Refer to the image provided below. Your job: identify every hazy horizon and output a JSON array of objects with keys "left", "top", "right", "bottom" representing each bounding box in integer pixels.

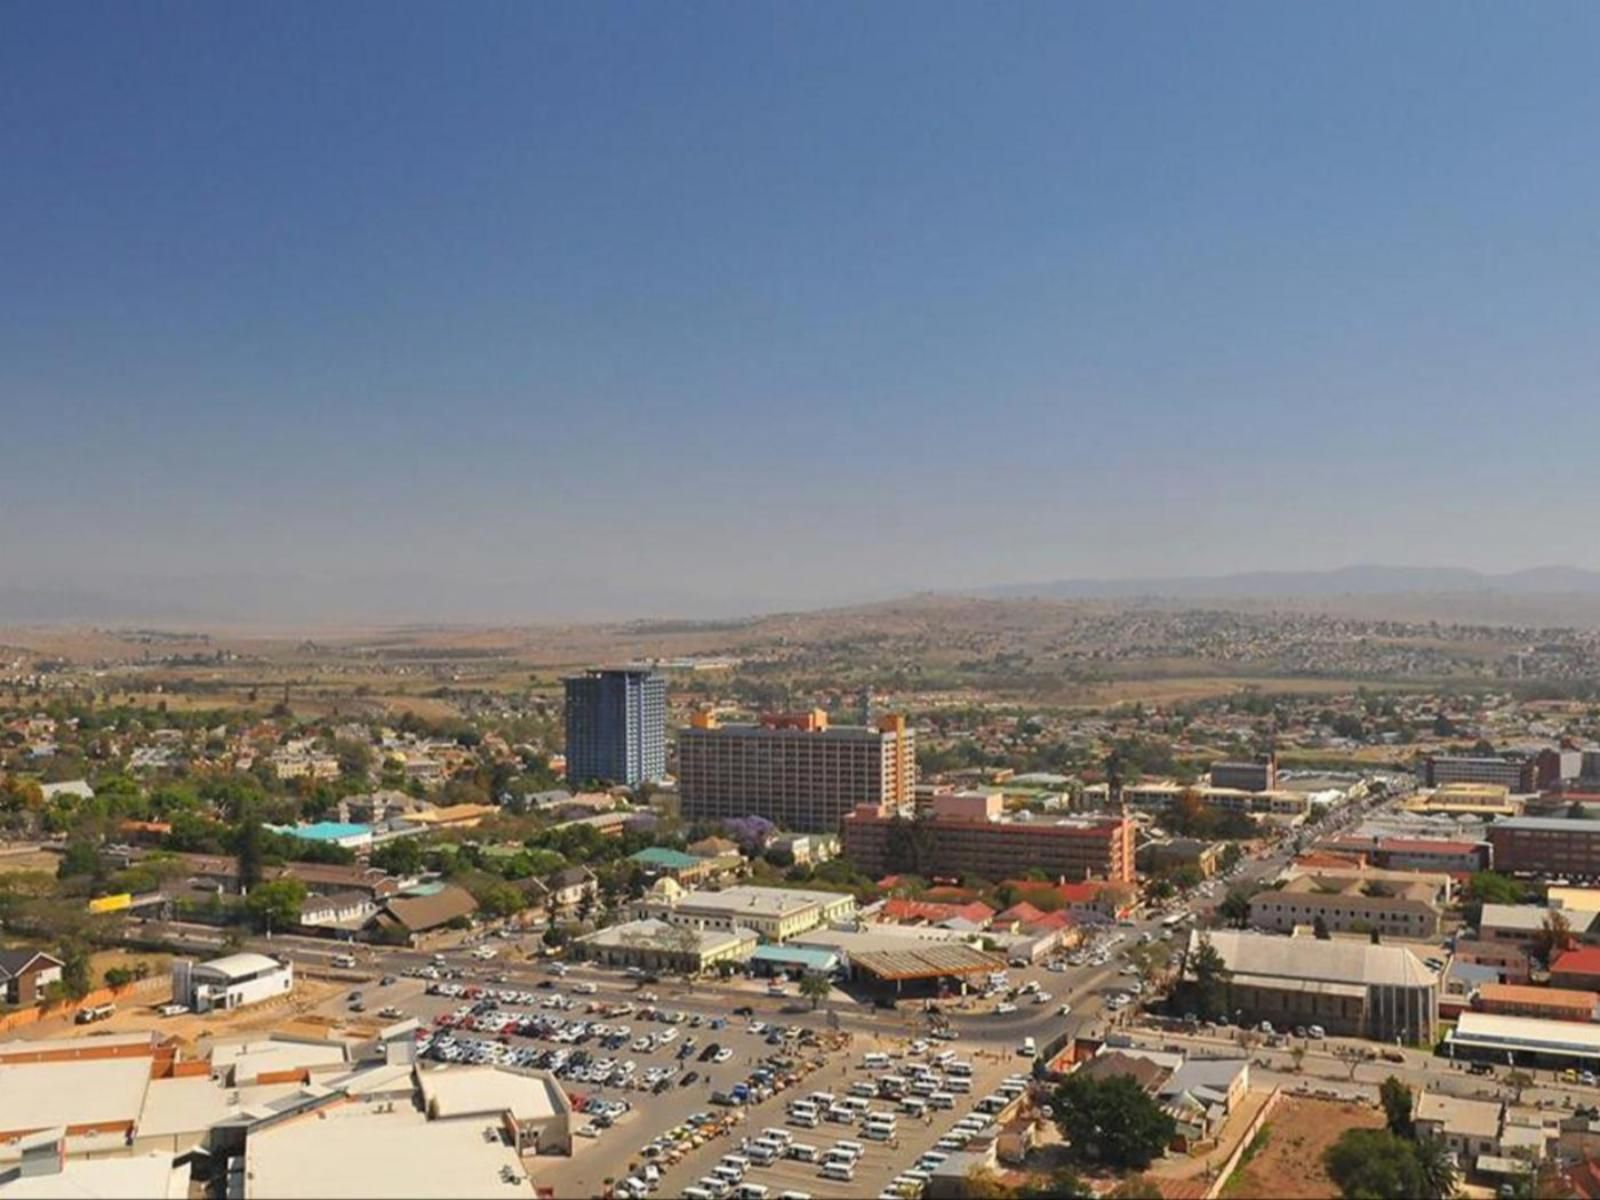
[{"left": 7, "top": 5, "right": 1600, "bottom": 622}]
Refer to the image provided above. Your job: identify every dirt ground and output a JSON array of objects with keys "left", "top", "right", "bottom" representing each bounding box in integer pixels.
[
  {"left": 0, "top": 849, "right": 59, "bottom": 875},
  {"left": 89, "top": 948, "right": 172, "bottom": 979},
  {"left": 1222, "top": 1097, "right": 1384, "bottom": 1200},
  {"left": 24, "top": 977, "right": 347, "bottom": 1052}
]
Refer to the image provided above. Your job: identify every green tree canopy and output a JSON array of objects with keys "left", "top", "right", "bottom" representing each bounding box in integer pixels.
[
  {"left": 1379, "top": 1075, "right": 1413, "bottom": 1137},
  {"left": 59, "top": 940, "right": 93, "bottom": 1000},
  {"left": 1324, "top": 1128, "right": 1425, "bottom": 1199},
  {"left": 798, "top": 971, "right": 833, "bottom": 1010},
  {"left": 1218, "top": 889, "right": 1253, "bottom": 928},
  {"left": 1052, "top": 1072, "right": 1176, "bottom": 1170},
  {"left": 1413, "top": 1134, "right": 1459, "bottom": 1200},
  {"left": 245, "top": 878, "right": 308, "bottom": 931},
  {"left": 1189, "top": 933, "right": 1231, "bottom": 1020},
  {"left": 369, "top": 837, "right": 423, "bottom": 876}
]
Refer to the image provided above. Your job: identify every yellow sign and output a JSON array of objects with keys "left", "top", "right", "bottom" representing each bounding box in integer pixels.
[{"left": 88, "top": 893, "right": 132, "bottom": 914}]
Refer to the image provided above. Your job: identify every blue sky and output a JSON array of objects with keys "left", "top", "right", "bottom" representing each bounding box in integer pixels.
[{"left": 3, "top": 3, "right": 1599, "bottom": 620}]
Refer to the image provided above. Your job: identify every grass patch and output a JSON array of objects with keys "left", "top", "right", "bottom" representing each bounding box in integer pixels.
[{"left": 1221, "top": 1124, "right": 1272, "bottom": 1197}]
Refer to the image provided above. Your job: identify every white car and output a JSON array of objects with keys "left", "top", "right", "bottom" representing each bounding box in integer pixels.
[
  {"left": 995, "top": 1003, "right": 1018, "bottom": 1015},
  {"left": 1057, "top": 1003, "right": 1073, "bottom": 1016}
]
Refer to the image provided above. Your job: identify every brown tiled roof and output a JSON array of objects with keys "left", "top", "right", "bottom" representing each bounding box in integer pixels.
[{"left": 380, "top": 886, "right": 478, "bottom": 932}]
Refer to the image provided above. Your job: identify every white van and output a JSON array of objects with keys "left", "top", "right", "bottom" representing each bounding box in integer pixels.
[
  {"left": 821, "top": 1162, "right": 856, "bottom": 1183},
  {"left": 1019, "top": 1036, "right": 1036, "bottom": 1057},
  {"left": 683, "top": 1189, "right": 714, "bottom": 1200},
  {"left": 947, "top": 1076, "right": 972, "bottom": 1094},
  {"left": 862, "top": 1123, "right": 894, "bottom": 1141},
  {"left": 734, "top": 1186, "right": 770, "bottom": 1200},
  {"left": 864, "top": 1052, "right": 890, "bottom": 1069},
  {"left": 848, "top": 1081, "right": 877, "bottom": 1099},
  {"left": 786, "top": 1143, "right": 819, "bottom": 1163},
  {"left": 929, "top": 1091, "right": 955, "bottom": 1110},
  {"left": 720, "top": 1155, "right": 751, "bottom": 1176},
  {"left": 788, "top": 1107, "right": 819, "bottom": 1129},
  {"left": 947, "top": 1060, "right": 973, "bottom": 1077},
  {"left": 901, "top": 1097, "right": 928, "bottom": 1118},
  {"left": 747, "top": 1143, "right": 778, "bottom": 1166},
  {"left": 832, "top": 1141, "right": 864, "bottom": 1160}
]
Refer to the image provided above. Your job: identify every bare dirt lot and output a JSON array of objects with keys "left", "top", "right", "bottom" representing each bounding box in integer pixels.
[
  {"left": 21, "top": 977, "right": 346, "bottom": 1053},
  {"left": 1222, "top": 1097, "right": 1384, "bottom": 1200},
  {"left": 0, "top": 849, "right": 59, "bottom": 875}
]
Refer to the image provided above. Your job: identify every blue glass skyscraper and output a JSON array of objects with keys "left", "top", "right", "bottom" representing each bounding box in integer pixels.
[{"left": 563, "top": 668, "right": 667, "bottom": 787}]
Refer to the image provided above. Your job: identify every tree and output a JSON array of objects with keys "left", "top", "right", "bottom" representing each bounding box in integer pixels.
[
  {"left": 1535, "top": 910, "right": 1575, "bottom": 966},
  {"left": 478, "top": 883, "right": 526, "bottom": 920},
  {"left": 1053, "top": 1072, "right": 1176, "bottom": 1170},
  {"left": 1505, "top": 1068, "right": 1535, "bottom": 1104},
  {"left": 59, "top": 940, "right": 92, "bottom": 1000},
  {"left": 798, "top": 971, "right": 832, "bottom": 1010},
  {"left": 1218, "top": 889, "right": 1253, "bottom": 929},
  {"left": 1413, "top": 1134, "right": 1459, "bottom": 1200},
  {"left": 370, "top": 836, "right": 423, "bottom": 877},
  {"left": 57, "top": 840, "right": 100, "bottom": 881},
  {"left": 236, "top": 816, "right": 265, "bottom": 893},
  {"left": 1333, "top": 1045, "right": 1366, "bottom": 1080},
  {"left": 1324, "top": 1129, "right": 1425, "bottom": 1199},
  {"left": 1379, "top": 1075, "right": 1414, "bottom": 1138},
  {"left": 961, "top": 1168, "right": 1015, "bottom": 1199},
  {"left": 1106, "top": 1178, "right": 1164, "bottom": 1200},
  {"left": 245, "top": 878, "right": 307, "bottom": 932},
  {"left": 1313, "top": 915, "right": 1331, "bottom": 940},
  {"left": 1189, "top": 933, "right": 1231, "bottom": 1020},
  {"left": 334, "top": 739, "right": 372, "bottom": 779},
  {"left": 1014, "top": 1168, "right": 1090, "bottom": 1199}
]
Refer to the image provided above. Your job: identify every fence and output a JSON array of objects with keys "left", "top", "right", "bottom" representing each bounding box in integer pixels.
[
  {"left": 0, "top": 975, "right": 167, "bottom": 1035},
  {"left": 1206, "top": 1086, "right": 1283, "bottom": 1200}
]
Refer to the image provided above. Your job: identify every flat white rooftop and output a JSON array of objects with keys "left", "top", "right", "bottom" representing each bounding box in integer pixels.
[
  {"left": 135, "top": 1075, "right": 232, "bottom": 1143},
  {"left": 675, "top": 886, "right": 851, "bottom": 918},
  {"left": 418, "top": 1065, "right": 563, "bottom": 1123},
  {"left": 0, "top": 1032, "right": 155, "bottom": 1063},
  {"left": 211, "top": 1037, "right": 349, "bottom": 1082},
  {"left": 0, "top": 1152, "right": 186, "bottom": 1199},
  {"left": 0, "top": 1057, "right": 153, "bottom": 1136},
  {"left": 1449, "top": 1011, "right": 1600, "bottom": 1060},
  {"left": 243, "top": 1105, "right": 526, "bottom": 1198}
]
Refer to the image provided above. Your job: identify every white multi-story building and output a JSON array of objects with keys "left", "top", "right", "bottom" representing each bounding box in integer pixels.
[{"left": 171, "top": 953, "right": 293, "bottom": 1014}]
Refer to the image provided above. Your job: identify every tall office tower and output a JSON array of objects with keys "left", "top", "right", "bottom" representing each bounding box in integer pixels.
[
  {"left": 563, "top": 668, "right": 667, "bottom": 787},
  {"left": 677, "top": 710, "right": 915, "bottom": 833}
]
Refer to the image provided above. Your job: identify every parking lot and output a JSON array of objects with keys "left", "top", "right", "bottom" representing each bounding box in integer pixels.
[
  {"left": 293, "top": 922, "right": 1172, "bottom": 1199},
  {"left": 649, "top": 1031, "right": 1038, "bottom": 1200}
]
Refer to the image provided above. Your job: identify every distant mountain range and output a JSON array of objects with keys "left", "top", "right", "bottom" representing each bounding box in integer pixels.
[
  {"left": 9, "top": 564, "right": 1600, "bottom": 628},
  {"left": 981, "top": 564, "right": 1600, "bottom": 600}
]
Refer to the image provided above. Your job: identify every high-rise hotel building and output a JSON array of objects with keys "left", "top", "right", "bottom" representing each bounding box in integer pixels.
[
  {"left": 677, "top": 710, "right": 914, "bottom": 833},
  {"left": 563, "top": 668, "right": 667, "bottom": 787}
]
